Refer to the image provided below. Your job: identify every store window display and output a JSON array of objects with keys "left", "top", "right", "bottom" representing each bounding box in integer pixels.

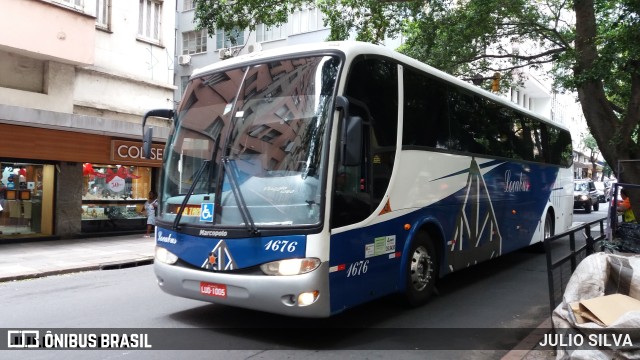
[
  {"left": 0, "top": 163, "right": 48, "bottom": 238},
  {"left": 81, "top": 164, "right": 153, "bottom": 232}
]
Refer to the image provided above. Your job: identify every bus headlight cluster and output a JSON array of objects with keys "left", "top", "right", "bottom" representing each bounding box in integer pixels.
[
  {"left": 260, "top": 258, "right": 320, "bottom": 276},
  {"left": 155, "top": 246, "right": 178, "bottom": 265}
]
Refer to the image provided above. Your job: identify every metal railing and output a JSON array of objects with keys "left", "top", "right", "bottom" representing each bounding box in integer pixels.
[{"left": 543, "top": 217, "right": 607, "bottom": 314}]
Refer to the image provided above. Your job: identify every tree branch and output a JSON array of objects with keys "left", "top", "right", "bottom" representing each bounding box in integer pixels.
[{"left": 467, "top": 47, "right": 564, "bottom": 63}]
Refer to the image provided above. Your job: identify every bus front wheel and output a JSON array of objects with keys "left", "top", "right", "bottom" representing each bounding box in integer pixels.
[{"left": 404, "top": 235, "right": 438, "bottom": 306}]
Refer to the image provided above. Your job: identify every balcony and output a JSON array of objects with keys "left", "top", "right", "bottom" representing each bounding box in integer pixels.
[{"left": 0, "top": 0, "right": 95, "bottom": 66}]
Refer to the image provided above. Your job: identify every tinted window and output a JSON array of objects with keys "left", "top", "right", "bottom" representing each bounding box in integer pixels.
[
  {"left": 401, "top": 68, "right": 572, "bottom": 167},
  {"left": 403, "top": 68, "right": 449, "bottom": 147}
]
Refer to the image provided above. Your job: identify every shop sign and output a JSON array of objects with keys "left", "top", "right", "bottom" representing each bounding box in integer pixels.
[{"left": 111, "top": 140, "right": 164, "bottom": 165}]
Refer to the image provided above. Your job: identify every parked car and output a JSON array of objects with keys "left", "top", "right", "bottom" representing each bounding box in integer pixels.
[
  {"left": 574, "top": 179, "right": 599, "bottom": 213},
  {"left": 594, "top": 181, "right": 610, "bottom": 203}
]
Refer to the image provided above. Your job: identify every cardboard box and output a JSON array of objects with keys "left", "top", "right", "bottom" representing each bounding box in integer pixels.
[{"left": 571, "top": 294, "right": 640, "bottom": 327}]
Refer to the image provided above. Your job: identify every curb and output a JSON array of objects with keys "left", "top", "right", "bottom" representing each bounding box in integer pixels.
[{"left": 0, "top": 256, "right": 154, "bottom": 283}]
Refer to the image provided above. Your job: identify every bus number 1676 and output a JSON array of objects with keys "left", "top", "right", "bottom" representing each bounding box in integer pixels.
[{"left": 347, "top": 260, "right": 369, "bottom": 277}]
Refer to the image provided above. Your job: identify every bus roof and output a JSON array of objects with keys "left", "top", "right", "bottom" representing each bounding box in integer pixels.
[{"left": 191, "top": 41, "right": 568, "bottom": 131}]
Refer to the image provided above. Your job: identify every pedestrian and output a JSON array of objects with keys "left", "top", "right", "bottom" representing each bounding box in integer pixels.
[
  {"left": 143, "top": 191, "right": 158, "bottom": 237},
  {"left": 617, "top": 188, "right": 636, "bottom": 223}
]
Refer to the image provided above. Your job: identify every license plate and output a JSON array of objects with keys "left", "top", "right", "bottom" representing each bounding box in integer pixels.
[{"left": 199, "top": 282, "right": 227, "bottom": 298}]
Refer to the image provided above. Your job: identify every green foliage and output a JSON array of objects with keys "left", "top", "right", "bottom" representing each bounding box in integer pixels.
[
  {"left": 193, "top": 0, "right": 309, "bottom": 35},
  {"left": 583, "top": 134, "right": 599, "bottom": 153},
  {"left": 399, "top": 0, "right": 575, "bottom": 92},
  {"left": 192, "top": 0, "right": 640, "bottom": 180},
  {"left": 317, "top": 0, "right": 424, "bottom": 44}
]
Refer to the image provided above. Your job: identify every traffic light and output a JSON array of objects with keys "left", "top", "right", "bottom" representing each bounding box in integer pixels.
[{"left": 491, "top": 72, "right": 500, "bottom": 92}]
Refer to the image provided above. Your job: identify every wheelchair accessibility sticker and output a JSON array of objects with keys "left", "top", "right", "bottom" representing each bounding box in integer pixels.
[{"left": 200, "top": 203, "right": 214, "bottom": 222}]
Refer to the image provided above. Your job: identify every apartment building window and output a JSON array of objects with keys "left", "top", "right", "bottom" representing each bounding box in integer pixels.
[
  {"left": 183, "top": 0, "right": 196, "bottom": 11},
  {"left": 290, "top": 6, "right": 325, "bottom": 35},
  {"left": 256, "top": 23, "right": 286, "bottom": 43},
  {"left": 55, "top": 0, "right": 83, "bottom": 7},
  {"left": 138, "top": 0, "right": 162, "bottom": 43},
  {"left": 96, "top": 0, "right": 111, "bottom": 30},
  {"left": 183, "top": 29, "right": 207, "bottom": 54},
  {"left": 216, "top": 28, "right": 245, "bottom": 49}
]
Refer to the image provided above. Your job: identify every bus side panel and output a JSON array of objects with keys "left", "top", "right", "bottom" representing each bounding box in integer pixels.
[
  {"left": 328, "top": 219, "right": 407, "bottom": 314},
  {"left": 328, "top": 157, "right": 563, "bottom": 314},
  {"left": 389, "top": 154, "right": 563, "bottom": 270}
]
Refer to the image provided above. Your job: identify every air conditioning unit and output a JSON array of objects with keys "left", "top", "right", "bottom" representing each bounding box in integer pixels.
[
  {"left": 218, "top": 48, "right": 232, "bottom": 59},
  {"left": 248, "top": 43, "right": 262, "bottom": 53},
  {"left": 178, "top": 55, "right": 191, "bottom": 66}
]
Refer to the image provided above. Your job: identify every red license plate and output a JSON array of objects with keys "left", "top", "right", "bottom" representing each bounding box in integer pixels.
[{"left": 199, "top": 282, "right": 227, "bottom": 298}]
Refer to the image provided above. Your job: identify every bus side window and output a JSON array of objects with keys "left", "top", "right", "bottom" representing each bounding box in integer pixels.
[{"left": 402, "top": 68, "right": 448, "bottom": 148}]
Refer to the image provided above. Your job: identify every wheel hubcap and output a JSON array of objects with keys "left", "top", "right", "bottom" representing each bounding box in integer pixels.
[{"left": 410, "top": 246, "right": 433, "bottom": 291}]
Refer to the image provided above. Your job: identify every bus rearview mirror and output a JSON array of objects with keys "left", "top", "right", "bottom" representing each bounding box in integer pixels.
[{"left": 142, "top": 127, "right": 153, "bottom": 159}]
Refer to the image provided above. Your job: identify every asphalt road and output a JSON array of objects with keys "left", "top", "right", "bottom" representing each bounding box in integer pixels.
[{"left": 0, "top": 207, "right": 607, "bottom": 360}]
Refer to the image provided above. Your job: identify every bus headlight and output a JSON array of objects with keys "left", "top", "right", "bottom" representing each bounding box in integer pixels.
[
  {"left": 155, "top": 246, "right": 178, "bottom": 265},
  {"left": 260, "top": 258, "right": 321, "bottom": 276}
]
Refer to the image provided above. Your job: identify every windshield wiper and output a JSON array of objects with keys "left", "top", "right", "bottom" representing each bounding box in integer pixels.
[
  {"left": 172, "top": 160, "right": 210, "bottom": 230},
  {"left": 223, "top": 158, "right": 259, "bottom": 235},
  {"left": 213, "top": 66, "right": 253, "bottom": 229}
]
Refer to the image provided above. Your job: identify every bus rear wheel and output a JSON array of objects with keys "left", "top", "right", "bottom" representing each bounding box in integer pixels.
[{"left": 405, "top": 235, "right": 438, "bottom": 306}]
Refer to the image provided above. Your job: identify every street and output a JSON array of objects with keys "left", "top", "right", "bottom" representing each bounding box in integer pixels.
[{"left": 0, "top": 208, "right": 607, "bottom": 360}]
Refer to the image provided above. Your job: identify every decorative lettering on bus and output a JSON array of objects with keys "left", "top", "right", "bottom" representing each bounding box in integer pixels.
[
  {"left": 157, "top": 231, "right": 177, "bottom": 244},
  {"left": 504, "top": 170, "right": 531, "bottom": 192},
  {"left": 264, "top": 240, "right": 298, "bottom": 253},
  {"left": 346, "top": 260, "right": 369, "bottom": 277},
  {"left": 199, "top": 230, "right": 228, "bottom": 237}
]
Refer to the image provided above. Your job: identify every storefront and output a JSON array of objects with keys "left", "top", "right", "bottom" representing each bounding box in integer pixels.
[
  {"left": 80, "top": 139, "right": 163, "bottom": 232},
  {"left": 0, "top": 162, "right": 54, "bottom": 238},
  {"left": 0, "top": 123, "right": 164, "bottom": 240}
]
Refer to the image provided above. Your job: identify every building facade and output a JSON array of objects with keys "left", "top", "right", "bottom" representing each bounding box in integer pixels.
[{"left": 0, "top": 0, "right": 175, "bottom": 240}]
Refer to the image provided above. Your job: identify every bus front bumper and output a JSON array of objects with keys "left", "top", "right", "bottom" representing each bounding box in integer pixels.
[{"left": 154, "top": 260, "right": 331, "bottom": 318}]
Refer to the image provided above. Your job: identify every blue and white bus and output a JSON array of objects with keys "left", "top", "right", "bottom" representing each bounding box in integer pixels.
[{"left": 142, "top": 41, "right": 573, "bottom": 318}]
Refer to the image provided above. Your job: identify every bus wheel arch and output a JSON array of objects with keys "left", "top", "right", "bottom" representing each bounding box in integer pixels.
[
  {"left": 403, "top": 225, "right": 441, "bottom": 306},
  {"left": 534, "top": 207, "right": 555, "bottom": 252}
]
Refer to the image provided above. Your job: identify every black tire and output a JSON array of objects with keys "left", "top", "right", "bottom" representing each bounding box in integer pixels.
[
  {"left": 593, "top": 202, "right": 599, "bottom": 211},
  {"left": 404, "top": 234, "right": 438, "bottom": 306},
  {"left": 533, "top": 211, "right": 554, "bottom": 253},
  {"left": 584, "top": 203, "right": 592, "bottom": 213}
]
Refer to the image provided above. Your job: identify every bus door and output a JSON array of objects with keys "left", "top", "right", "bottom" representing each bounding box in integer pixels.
[{"left": 329, "top": 56, "right": 401, "bottom": 312}]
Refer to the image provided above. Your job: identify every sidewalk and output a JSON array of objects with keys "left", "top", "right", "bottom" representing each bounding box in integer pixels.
[
  {"left": 0, "top": 234, "right": 554, "bottom": 358},
  {"left": 0, "top": 234, "right": 155, "bottom": 282}
]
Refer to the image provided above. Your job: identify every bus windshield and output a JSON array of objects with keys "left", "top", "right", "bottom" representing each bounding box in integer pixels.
[{"left": 161, "top": 55, "right": 341, "bottom": 229}]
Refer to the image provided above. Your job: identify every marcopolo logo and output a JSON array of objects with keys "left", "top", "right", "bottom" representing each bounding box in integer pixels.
[{"left": 199, "top": 229, "right": 228, "bottom": 237}]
